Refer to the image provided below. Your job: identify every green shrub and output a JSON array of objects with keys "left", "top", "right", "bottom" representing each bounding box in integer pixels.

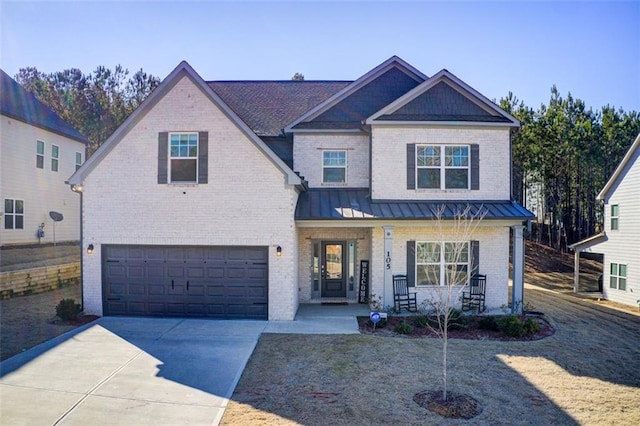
[
  {"left": 448, "top": 308, "right": 470, "bottom": 330},
  {"left": 496, "top": 315, "right": 540, "bottom": 337},
  {"left": 394, "top": 320, "right": 414, "bottom": 335},
  {"left": 414, "top": 315, "right": 429, "bottom": 328},
  {"left": 368, "top": 318, "right": 387, "bottom": 329},
  {"left": 478, "top": 316, "right": 499, "bottom": 331},
  {"left": 56, "top": 298, "right": 81, "bottom": 321}
]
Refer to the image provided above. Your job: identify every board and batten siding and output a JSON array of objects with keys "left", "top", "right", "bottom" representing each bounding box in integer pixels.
[
  {"left": 599, "top": 146, "right": 640, "bottom": 307},
  {"left": 370, "top": 125, "right": 511, "bottom": 200},
  {"left": 0, "top": 115, "right": 84, "bottom": 245},
  {"left": 293, "top": 133, "right": 370, "bottom": 188},
  {"left": 81, "top": 75, "right": 299, "bottom": 320}
]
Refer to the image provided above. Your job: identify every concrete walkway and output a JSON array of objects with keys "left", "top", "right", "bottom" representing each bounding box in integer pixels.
[{"left": 0, "top": 304, "right": 367, "bottom": 425}]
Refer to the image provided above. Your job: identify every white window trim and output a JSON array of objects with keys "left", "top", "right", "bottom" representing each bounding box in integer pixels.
[
  {"left": 36, "top": 140, "right": 45, "bottom": 169},
  {"left": 51, "top": 144, "right": 59, "bottom": 172},
  {"left": 168, "top": 132, "right": 199, "bottom": 184},
  {"left": 322, "top": 150, "right": 347, "bottom": 185},
  {"left": 610, "top": 204, "right": 619, "bottom": 231},
  {"left": 75, "top": 152, "right": 83, "bottom": 171},
  {"left": 416, "top": 241, "right": 469, "bottom": 286},
  {"left": 4, "top": 198, "right": 25, "bottom": 230},
  {"left": 610, "top": 262, "right": 627, "bottom": 291},
  {"left": 416, "top": 144, "right": 470, "bottom": 190}
]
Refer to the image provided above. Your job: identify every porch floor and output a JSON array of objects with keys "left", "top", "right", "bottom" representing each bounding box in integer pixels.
[{"left": 263, "top": 303, "right": 369, "bottom": 335}]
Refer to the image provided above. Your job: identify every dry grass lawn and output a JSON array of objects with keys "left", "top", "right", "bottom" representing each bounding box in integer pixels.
[{"left": 222, "top": 288, "right": 640, "bottom": 425}]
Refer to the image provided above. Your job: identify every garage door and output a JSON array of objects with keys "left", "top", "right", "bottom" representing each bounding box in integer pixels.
[{"left": 103, "top": 245, "right": 268, "bottom": 319}]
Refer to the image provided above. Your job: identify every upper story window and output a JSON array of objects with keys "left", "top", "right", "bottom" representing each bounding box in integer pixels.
[
  {"left": 170, "top": 133, "right": 198, "bottom": 183},
  {"left": 322, "top": 150, "right": 347, "bottom": 184},
  {"left": 75, "top": 152, "right": 83, "bottom": 171},
  {"left": 416, "top": 241, "right": 469, "bottom": 286},
  {"left": 610, "top": 263, "right": 626, "bottom": 291},
  {"left": 51, "top": 145, "right": 59, "bottom": 172},
  {"left": 416, "top": 145, "right": 469, "bottom": 189},
  {"left": 36, "top": 140, "right": 45, "bottom": 169},
  {"left": 4, "top": 199, "right": 24, "bottom": 230},
  {"left": 610, "top": 204, "right": 619, "bottom": 230}
]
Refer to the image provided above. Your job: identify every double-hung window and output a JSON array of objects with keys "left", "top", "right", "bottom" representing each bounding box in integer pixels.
[
  {"left": 169, "top": 133, "right": 198, "bottom": 183},
  {"left": 51, "top": 145, "right": 59, "bottom": 172},
  {"left": 610, "top": 263, "right": 627, "bottom": 291},
  {"left": 75, "top": 152, "right": 83, "bottom": 171},
  {"left": 4, "top": 199, "right": 24, "bottom": 230},
  {"left": 610, "top": 204, "right": 619, "bottom": 230},
  {"left": 322, "top": 150, "right": 346, "bottom": 183},
  {"left": 416, "top": 241, "right": 469, "bottom": 286},
  {"left": 36, "top": 140, "right": 45, "bottom": 169},
  {"left": 416, "top": 145, "right": 469, "bottom": 189}
]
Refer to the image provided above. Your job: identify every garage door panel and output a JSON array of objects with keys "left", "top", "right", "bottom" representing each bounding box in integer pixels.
[{"left": 104, "top": 245, "right": 268, "bottom": 319}]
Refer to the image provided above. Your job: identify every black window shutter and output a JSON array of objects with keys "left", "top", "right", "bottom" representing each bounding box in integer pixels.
[
  {"left": 158, "top": 132, "right": 168, "bottom": 184},
  {"left": 471, "top": 144, "right": 479, "bottom": 190},
  {"left": 407, "top": 144, "right": 416, "bottom": 189},
  {"left": 407, "top": 240, "right": 416, "bottom": 287},
  {"left": 198, "top": 131, "right": 208, "bottom": 184},
  {"left": 471, "top": 240, "right": 480, "bottom": 276}
]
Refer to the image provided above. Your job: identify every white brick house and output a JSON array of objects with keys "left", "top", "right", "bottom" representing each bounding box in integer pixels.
[
  {"left": 1, "top": 69, "right": 89, "bottom": 247},
  {"left": 571, "top": 133, "right": 640, "bottom": 308},
  {"left": 70, "top": 57, "right": 532, "bottom": 320}
]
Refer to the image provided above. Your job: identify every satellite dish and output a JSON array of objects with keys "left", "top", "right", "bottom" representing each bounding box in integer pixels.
[{"left": 49, "top": 211, "right": 64, "bottom": 222}]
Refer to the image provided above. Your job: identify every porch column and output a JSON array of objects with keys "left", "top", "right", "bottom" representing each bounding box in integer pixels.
[
  {"left": 511, "top": 225, "right": 524, "bottom": 314},
  {"left": 383, "top": 226, "right": 394, "bottom": 308}
]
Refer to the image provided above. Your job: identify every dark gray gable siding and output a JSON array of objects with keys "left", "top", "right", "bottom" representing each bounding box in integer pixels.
[
  {"left": 158, "top": 131, "right": 209, "bottom": 184},
  {"left": 305, "top": 67, "right": 422, "bottom": 127},
  {"left": 379, "top": 81, "right": 510, "bottom": 123}
]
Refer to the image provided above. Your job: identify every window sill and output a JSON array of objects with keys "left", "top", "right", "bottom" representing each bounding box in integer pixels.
[
  {"left": 167, "top": 183, "right": 199, "bottom": 187},
  {"left": 321, "top": 182, "right": 348, "bottom": 187}
]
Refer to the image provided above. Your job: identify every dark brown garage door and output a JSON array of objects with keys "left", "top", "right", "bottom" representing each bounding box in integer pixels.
[{"left": 103, "top": 245, "right": 268, "bottom": 319}]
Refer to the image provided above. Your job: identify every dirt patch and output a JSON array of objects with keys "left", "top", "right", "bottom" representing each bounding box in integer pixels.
[
  {"left": 414, "top": 390, "right": 482, "bottom": 419},
  {"left": 47, "top": 314, "right": 100, "bottom": 327}
]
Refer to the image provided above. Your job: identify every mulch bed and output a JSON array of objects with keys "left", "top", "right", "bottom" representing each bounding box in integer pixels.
[
  {"left": 414, "top": 390, "right": 483, "bottom": 419},
  {"left": 47, "top": 314, "right": 100, "bottom": 326},
  {"left": 358, "top": 313, "right": 554, "bottom": 341}
]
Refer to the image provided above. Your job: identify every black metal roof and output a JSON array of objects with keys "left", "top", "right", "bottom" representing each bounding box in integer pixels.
[
  {"left": 0, "top": 69, "right": 89, "bottom": 144},
  {"left": 208, "top": 80, "right": 350, "bottom": 137},
  {"left": 295, "top": 188, "right": 534, "bottom": 221}
]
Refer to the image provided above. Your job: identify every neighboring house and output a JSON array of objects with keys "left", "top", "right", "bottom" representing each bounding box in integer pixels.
[
  {"left": 571, "top": 133, "right": 640, "bottom": 307},
  {"left": 0, "top": 69, "right": 89, "bottom": 247},
  {"left": 69, "top": 57, "right": 533, "bottom": 320}
]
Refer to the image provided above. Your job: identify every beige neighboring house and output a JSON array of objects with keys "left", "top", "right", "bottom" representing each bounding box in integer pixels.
[
  {"left": 69, "top": 57, "right": 533, "bottom": 320},
  {"left": 0, "top": 69, "right": 89, "bottom": 246},
  {"left": 571, "top": 133, "right": 640, "bottom": 308}
]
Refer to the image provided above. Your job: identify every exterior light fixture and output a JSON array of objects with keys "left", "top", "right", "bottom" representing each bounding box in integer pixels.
[
  {"left": 276, "top": 246, "right": 282, "bottom": 257},
  {"left": 87, "top": 244, "right": 94, "bottom": 255},
  {"left": 70, "top": 184, "right": 83, "bottom": 193}
]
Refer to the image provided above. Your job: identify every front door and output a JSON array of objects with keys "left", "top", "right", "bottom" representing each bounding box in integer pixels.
[{"left": 321, "top": 242, "right": 346, "bottom": 298}]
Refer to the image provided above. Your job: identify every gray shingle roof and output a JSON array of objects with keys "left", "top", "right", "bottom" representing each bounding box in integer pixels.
[
  {"left": 295, "top": 188, "right": 534, "bottom": 221},
  {"left": 208, "top": 81, "right": 350, "bottom": 137},
  {"left": 0, "top": 69, "right": 89, "bottom": 144}
]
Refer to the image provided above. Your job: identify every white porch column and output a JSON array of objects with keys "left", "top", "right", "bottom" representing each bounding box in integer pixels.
[
  {"left": 383, "top": 226, "right": 394, "bottom": 309},
  {"left": 573, "top": 250, "right": 580, "bottom": 293},
  {"left": 512, "top": 225, "right": 524, "bottom": 314}
]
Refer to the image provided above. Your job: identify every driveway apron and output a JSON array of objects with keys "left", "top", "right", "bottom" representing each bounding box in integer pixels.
[{"left": 0, "top": 317, "right": 266, "bottom": 425}]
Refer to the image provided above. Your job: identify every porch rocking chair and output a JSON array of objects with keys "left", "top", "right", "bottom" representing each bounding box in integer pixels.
[
  {"left": 461, "top": 274, "right": 486, "bottom": 313},
  {"left": 393, "top": 274, "right": 417, "bottom": 313}
]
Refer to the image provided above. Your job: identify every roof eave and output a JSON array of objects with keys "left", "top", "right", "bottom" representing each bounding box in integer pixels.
[
  {"left": 597, "top": 132, "right": 640, "bottom": 201},
  {"left": 1, "top": 111, "right": 90, "bottom": 144},
  {"left": 367, "top": 120, "right": 519, "bottom": 127}
]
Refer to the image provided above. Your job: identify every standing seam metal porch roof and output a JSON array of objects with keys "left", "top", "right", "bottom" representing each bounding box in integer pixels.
[{"left": 295, "top": 188, "right": 535, "bottom": 221}]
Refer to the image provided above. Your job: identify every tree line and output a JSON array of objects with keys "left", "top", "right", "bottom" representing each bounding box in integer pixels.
[
  {"left": 15, "top": 67, "right": 640, "bottom": 248},
  {"left": 501, "top": 87, "right": 640, "bottom": 248}
]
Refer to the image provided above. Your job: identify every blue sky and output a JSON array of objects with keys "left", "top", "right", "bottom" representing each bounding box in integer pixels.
[{"left": 1, "top": 1, "right": 639, "bottom": 112}]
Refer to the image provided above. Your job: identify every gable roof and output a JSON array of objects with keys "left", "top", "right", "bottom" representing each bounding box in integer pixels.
[
  {"left": 69, "top": 61, "right": 302, "bottom": 186},
  {"left": 285, "top": 56, "right": 427, "bottom": 133},
  {"left": 597, "top": 132, "right": 640, "bottom": 202},
  {"left": 209, "top": 81, "right": 350, "bottom": 137},
  {"left": 366, "top": 69, "right": 519, "bottom": 127},
  {"left": 0, "top": 69, "right": 89, "bottom": 144}
]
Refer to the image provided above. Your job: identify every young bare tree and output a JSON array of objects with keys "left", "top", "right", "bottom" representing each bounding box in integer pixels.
[{"left": 419, "top": 204, "right": 486, "bottom": 401}]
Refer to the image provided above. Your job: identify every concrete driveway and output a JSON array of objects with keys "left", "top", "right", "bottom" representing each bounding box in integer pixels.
[{"left": 0, "top": 317, "right": 267, "bottom": 425}]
